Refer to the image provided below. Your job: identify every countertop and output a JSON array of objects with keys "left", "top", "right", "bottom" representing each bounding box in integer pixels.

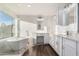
[
  {"left": 36, "top": 30, "right": 48, "bottom": 33},
  {"left": 55, "top": 34, "right": 79, "bottom": 41}
]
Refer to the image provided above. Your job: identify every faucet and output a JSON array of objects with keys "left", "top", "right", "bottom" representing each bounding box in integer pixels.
[{"left": 66, "top": 31, "right": 69, "bottom": 36}]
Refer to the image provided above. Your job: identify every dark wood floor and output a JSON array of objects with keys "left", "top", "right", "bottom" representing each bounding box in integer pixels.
[{"left": 23, "top": 44, "right": 58, "bottom": 56}]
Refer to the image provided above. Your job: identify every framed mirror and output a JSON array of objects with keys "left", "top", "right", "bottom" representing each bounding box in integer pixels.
[
  {"left": 65, "top": 6, "right": 75, "bottom": 25},
  {"left": 67, "top": 6, "right": 74, "bottom": 25}
]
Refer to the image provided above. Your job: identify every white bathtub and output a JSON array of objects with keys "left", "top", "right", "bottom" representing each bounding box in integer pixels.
[{"left": 0, "top": 37, "right": 29, "bottom": 55}]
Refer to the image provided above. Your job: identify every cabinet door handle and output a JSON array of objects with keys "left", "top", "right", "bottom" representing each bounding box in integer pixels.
[
  {"left": 62, "top": 46, "right": 64, "bottom": 49},
  {"left": 56, "top": 42, "right": 58, "bottom": 45}
]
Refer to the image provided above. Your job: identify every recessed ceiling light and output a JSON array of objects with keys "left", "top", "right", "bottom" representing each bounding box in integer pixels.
[{"left": 27, "top": 4, "right": 31, "bottom": 7}]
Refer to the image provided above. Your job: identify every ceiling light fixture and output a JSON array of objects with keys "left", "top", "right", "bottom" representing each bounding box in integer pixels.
[
  {"left": 37, "top": 16, "right": 44, "bottom": 21},
  {"left": 27, "top": 4, "right": 31, "bottom": 7}
]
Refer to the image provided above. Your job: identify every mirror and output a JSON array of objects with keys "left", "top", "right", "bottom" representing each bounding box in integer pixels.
[{"left": 67, "top": 6, "right": 74, "bottom": 25}]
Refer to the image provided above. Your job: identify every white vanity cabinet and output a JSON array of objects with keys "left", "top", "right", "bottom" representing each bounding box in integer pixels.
[
  {"left": 62, "top": 38, "right": 76, "bottom": 56},
  {"left": 54, "top": 36, "right": 62, "bottom": 55},
  {"left": 57, "top": 36, "right": 63, "bottom": 55},
  {"left": 49, "top": 36, "right": 55, "bottom": 50},
  {"left": 52, "top": 3, "right": 79, "bottom": 56},
  {"left": 49, "top": 35, "right": 63, "bottom": 55},
  {"left": 54, "top": 36, "right": 58, "bottom": 53},
  {"left": 77, "top": 42, "right": 79, "bottom": 56},
  {"left": 49, "top": 35, "right": 79, "bottom": 56}
]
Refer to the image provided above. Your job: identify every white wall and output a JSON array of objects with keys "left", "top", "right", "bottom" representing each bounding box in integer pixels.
[
  {"left": 14, "top": 18, "right": 37, "bottom": 38},
  {"left": 14, "top": 16, "right": 57, "bottom": 40},
  {"left": 48, "top": 17, "right": 56, "bottom": 37},
  {"left": 14, "top": 18, "right": 19, "bottom": 37},
  {"left": 42, "top": 16, "right": 56, "bottom": 38},
  {"left": 19, "top": 20, "right": 37, "bottom": 38},
  {"left": 67, "top": 23, "right": 77, "bottom": 32},
  {"left": 55, "top": 25, "right": 67, "bottom": 35}
]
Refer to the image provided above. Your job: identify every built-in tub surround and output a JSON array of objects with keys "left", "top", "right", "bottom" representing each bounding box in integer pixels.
[{"left": 0, "top": 37, "right": 28, "bottom": 55}]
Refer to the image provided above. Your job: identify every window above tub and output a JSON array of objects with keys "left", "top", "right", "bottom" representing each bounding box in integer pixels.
[{"left": 0, "top": 11, "right": 14, "bottom": 39}]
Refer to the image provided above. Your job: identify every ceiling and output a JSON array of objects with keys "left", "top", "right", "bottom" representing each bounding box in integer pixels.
[
  {"left": 0, "top": 3, "right": 70, "bottom": 16},
  {"left": 0, "top": 3, "right": 71, "bottom": 24}
]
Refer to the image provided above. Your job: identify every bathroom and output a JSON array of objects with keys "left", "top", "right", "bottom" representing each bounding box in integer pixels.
[{"left": 0, "top": 3, "right": 79, "bottom": 56}]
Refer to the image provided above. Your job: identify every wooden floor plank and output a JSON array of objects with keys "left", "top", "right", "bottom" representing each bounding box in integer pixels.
[{"left": 23, "top": 44, "right": 58, "bottom": 56}]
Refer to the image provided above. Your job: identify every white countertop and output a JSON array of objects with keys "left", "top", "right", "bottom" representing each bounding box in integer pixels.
[
  {"left": 36, "top": 30, "right": 47, "bottom": 33},
  {"left": 55, "top": 34, "right": 79, "bottom": 41}
]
